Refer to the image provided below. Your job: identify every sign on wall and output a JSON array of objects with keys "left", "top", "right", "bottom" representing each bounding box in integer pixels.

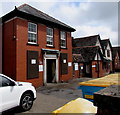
[
  {"left": 92, "top": 65, "right": 96, "bottom": 68},
  {"left": 63, "top": 59, "right": 67, "bottom": 63},
  {"left": 68, "top": 62, "right": 72, "bottom": 67},
  {"left": 81, "top": 66, "right": 83, "bottom": 69},
  {"left": 39, "top": 65, "right": 43, "bottom": 72},
  {"left": 74, "top": 63, "right": 78, "bottom": 70},
  {"left": 31, "top": 59, "right": 36, "bottom": 64}
]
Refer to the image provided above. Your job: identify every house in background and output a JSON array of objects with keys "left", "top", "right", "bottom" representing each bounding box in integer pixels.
[
  {"left": 72, "top": 35, "right": 113, "bottom": 78},
  {"left": 73, "top": 46, "right": 103, "bottom": 78},
  {"left": 1, "top": 4, "right": 75, "bottom": 87},
  {"left": 112, "top": 46, "right": 120, "bottom": 72},
  {"left": 101, "top": 39, "right": 113, "bottom": 75}
]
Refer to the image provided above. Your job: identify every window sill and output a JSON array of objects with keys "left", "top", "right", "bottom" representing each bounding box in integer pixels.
[
  {"left": 27, "top": 76, "right": 39, "bottom": 80},
  {"left": 61, "top": 47, "right": 68, "bottom": 49},
  {"left": 46, "top": 45, "right": 55, "bottom": 48},
  {"left": 27, "top": 43, "right": 39, "bottom": 46}
]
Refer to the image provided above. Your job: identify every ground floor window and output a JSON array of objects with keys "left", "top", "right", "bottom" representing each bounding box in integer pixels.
[
  {"left": 27, "top": 50, "right": 39, "bottom": 79},
  {"left": 60, "top": 53, "right": 68, "bottom": 75}
]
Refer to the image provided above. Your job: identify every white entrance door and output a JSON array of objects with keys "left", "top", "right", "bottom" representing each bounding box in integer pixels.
[{"left": 43, "top": 54, "right": 59, "bottom": 84}]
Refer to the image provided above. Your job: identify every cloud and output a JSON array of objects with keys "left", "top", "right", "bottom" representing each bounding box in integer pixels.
[
  {"left": 0, "top": 1, "right": 118, "bottom": 46},
  {"left": 73, "top": 25, "right": 118, "bottom": 45},
  {"left": 48, "top": 2, "right": 118, "bottom": 46}
]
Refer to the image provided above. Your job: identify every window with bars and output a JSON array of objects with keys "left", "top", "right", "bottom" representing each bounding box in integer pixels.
[
  {"left": 46, "top": 27, "right": 53, "bottom": 46},
  {"left": 28, "top": 22, "right": 37, "bottom": 44},
  {"left": 60, "top": 31, "right": 66, "bottom": 48}
]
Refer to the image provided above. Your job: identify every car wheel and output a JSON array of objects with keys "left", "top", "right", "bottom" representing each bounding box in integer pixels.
[{"left": 20, "top": 93, "right": 33, "bottom": 111}]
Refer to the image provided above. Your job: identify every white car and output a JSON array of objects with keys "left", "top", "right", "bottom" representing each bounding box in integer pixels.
[{"left": 0, "top": 74, "right": 36, "bottom": 113}]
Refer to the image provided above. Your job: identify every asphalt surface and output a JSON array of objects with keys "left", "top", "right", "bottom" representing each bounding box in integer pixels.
[
  {"left": 25, "top": 77, "right": 93, "bottom": 113},
  {"left": 2, "top": 77, "right": 93, "bottom": 114}
]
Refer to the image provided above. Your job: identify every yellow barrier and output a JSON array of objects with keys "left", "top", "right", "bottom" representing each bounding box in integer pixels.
[
  {"left": 52, "top": 98, "right": 97, "bottom": 114},
  {"left": 79, "top": 73, "right": 120, "bottom": 87}
]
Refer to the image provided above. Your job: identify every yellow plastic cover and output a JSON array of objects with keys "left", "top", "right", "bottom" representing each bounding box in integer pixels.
[
  {"left": 52, "top": 98, "right": 97, "bottom": 114},
  {"left": 79, "top": 73, "right": 120, "bottom": 87}
]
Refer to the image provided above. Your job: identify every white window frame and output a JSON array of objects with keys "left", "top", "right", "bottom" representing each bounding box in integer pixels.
[
  {"left": 60, "top": 31, "right": 66, "bottom": 48},
  {"left": 28, "top": 22, "right": 37, "bottom": 44},
  {"left": 46, "top": 27, "right": 53, "bottom": 46}
]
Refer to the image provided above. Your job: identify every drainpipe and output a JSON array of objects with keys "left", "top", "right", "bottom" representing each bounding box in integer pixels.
[
  {"left": 59, "top": 30, "right": 61, "bottom": 82},
  {"left": 0, "top": 20, "right": 3, "bottom": 73},
  {"left": 97, "top": 53, "right": 99, "bottom": 78}
]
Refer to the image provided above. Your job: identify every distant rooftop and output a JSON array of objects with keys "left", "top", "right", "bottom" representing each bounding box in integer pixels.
[
  {"left": 72, "top": 35, "right": 100, "bottom": 47},
  {"left": 72, "top": 46, "right": 101, "bottom": 62},
  {"left": 112, "top": 46, "right": 120, "bottom": 58}
]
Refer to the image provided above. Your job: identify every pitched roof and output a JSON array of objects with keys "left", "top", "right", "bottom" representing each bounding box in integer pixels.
[
  {"left": 101, "top": 39, "right": 111, "bottom": 48},
  {"left": 72, "top": 54, "right": 84, "bottom": 63},
  {"left": 2, "top": 4, "right": 75, "bottom": 32},
  {"left": 101, "top": 39, "right": 112, "bottom": 54},
  {"left": 72, "top": 35, "right": 100, "bottom": 47},
  {"left": 72, "top": 46, "right": 100, "bottom": 62},
  {"left": 101, "top": 39, "right": 108, "bottom": 48}
]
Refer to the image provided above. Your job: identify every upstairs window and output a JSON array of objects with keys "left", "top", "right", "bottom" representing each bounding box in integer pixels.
[
  {"left": 61, "top": 31, "right": 66, "bottom": 48},
  {"left": 46, "top": 27, "right": 53, "bottom": 46},
  {"left": 107, "top": 50, "right": 110, "bottom": 57},
  {"left": 28, "top": 22, "right": 37, "bottom": 44}
]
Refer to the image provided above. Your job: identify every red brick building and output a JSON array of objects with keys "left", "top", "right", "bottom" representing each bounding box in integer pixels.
[
  {"left": 112, "top": 47, "right": 120, "bottom": 72},
  {"left": 1, "top": 4, "right": 75, "bottom": 87},
  {"left": 72, "top": 35, "right": 113, "bottom": 78}
]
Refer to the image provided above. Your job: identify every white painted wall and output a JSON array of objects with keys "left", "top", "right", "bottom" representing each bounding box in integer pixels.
[
  {"left": 105, "top": 43, "right": 112, "bottom": 61},
  {"left": 96, "top": 38, "right": 103, "bottom": 53},
  {"left": 0, "top": 22, "right": 2, "bottom": 73},
  {"left": 94, "top": 53, "right": 101, "bottom": 60}
]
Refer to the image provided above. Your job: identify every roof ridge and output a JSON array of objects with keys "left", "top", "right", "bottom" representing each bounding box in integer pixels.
[
  {"left": 74, "top": 34, "right": 99, "bottom": 39},
  {"left": 17, "top": 3, "right": 27, "bottom": 9},
  {"left": 17, "top": 4, "right": 71, "bottom": 28}
]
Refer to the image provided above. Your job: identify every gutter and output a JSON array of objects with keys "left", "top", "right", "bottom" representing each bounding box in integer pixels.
[{"left": 2, "top": 8, "right": 76, "bottom": 32}]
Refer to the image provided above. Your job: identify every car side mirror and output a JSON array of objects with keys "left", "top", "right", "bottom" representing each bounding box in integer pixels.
[{"left": 10, "top": 81, "right": 16, "bottom": 86}]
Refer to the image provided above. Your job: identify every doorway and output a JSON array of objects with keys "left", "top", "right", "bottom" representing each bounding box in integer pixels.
[
  {"left": 85, "top": 63, "right": 92, "bottom": 77},
  {"left": 83, "top": 63, "right": 92, "bottom": 77},
  {"left": 47, "top": 59, "right": 56, "bottom": 83}
]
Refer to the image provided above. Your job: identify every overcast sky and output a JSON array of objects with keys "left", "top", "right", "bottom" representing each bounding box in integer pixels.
[{"left": 0, "top": 0, "right": 119, "bottom": 46}]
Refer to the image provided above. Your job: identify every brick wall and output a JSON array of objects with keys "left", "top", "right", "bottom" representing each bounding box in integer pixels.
[
  {"left": 102, "top": 61, "right": 112, "bottom": 77},
  {"left": 3, "top": 19, "right": 17, "bottom": 80},
  {"left": 92, "top": 61, "right": 102, "bottom": 78},
  {"left": 3, "top": 17, "right": 73, "bottom": 87},
  {"left": 73, "top": 63, "right": 84, "bottom": 78},
  {"left": 114, "top": 53, "right": 120, "bottom": 70},
  {"left": 60, "top": 32, "right": 73, "bottom": 82}
]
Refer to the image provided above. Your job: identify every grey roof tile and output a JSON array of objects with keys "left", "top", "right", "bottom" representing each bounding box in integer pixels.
[
  {"left": 72, "top": 35, "right": 100, "bottom": 47},
  {"left": 72, "top": 46, "right": 100, "bottom": 62},
  {"left": 17, "top": 4, "right": 75, "bottom": 31}
]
